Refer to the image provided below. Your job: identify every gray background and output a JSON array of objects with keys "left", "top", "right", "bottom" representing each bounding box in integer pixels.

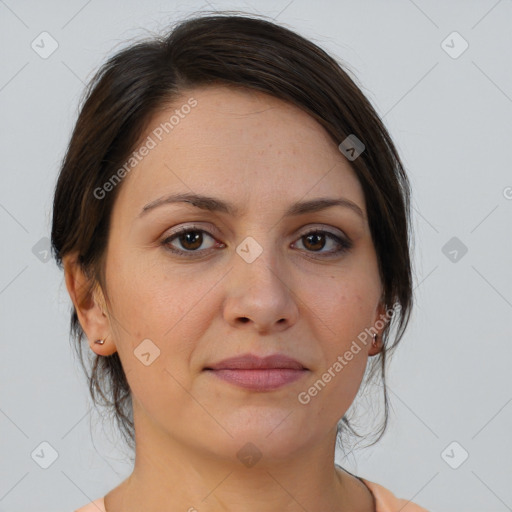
[{"left": 1, "top": 0, "right": 511, "bottom": 511}]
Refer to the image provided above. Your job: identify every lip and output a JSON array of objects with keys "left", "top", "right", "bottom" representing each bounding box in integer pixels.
[
  {"left": 204, "top": 353, "right": 306, "bottom": 371},
  {"left": 203, "top": 354, "right": 308, "bottom": 391}
]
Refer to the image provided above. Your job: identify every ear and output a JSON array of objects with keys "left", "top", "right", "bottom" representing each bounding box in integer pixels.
[
  {"left": 62, "top": 253, "right": 117, "bottom": 356},
  {"left": 368, "top": 299, "right": 389, "bottom": 357}
]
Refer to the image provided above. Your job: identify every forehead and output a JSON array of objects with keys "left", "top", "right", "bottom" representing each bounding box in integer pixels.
[{"left": 114, "top": 85, "right": 365, "bottom": 218}]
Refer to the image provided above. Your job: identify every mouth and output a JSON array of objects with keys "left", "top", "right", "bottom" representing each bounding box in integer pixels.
[
  {"left": 203, "top": 353, "right": 309, "bottom": 391},
  {"left": 204, "top": 353, "right": 306, "bottom": 371}
]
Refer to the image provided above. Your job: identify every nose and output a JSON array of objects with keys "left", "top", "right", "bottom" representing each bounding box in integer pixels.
[{"left": 222, "top": 242, "right": 299, "bottom": 334}]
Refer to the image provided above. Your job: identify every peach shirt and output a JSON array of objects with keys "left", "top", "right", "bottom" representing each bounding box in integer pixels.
[{"left": 74, "top": 478, "right": 429, "bottom": 511}]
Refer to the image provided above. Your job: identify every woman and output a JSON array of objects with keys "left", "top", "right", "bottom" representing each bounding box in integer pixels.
[{"left": 52, "top": 12, "right": 428, "bottom": 512}]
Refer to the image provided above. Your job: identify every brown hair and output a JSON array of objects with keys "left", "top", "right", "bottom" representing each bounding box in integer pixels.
[{"left": 51, "top": 11, "right": 414, "bottom": 456}]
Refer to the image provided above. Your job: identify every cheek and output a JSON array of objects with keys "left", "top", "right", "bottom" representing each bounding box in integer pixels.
[
  {"left": 105, "top": 252, "right": 221, "bottom": 371},
  {"left": 299, "top": 271, "right": 377, "bottom": 405},
  {"left": 306, "top": 271, "right": 378, "bottom": 348},
  {"left": 106, "top": 250, "right": 189, "bottom": 334},
  {"left": 106, "top": 265, "right": 209, "bottom": 419}
]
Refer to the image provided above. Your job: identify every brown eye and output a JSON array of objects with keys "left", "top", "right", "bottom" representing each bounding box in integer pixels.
[
  {"left": 178, "top": 230, "right": 203, "bottom": 250},
  {"left": 303, "top": 232, "right": 326, "bottom": 251},
  {"left": 162, "top": 227, "right": 219, "bottom": 255},
  {"left": 294, "top": 229, "right": 352, "bottom": 256}
]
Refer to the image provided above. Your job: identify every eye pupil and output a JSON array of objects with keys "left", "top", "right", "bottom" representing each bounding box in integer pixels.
[
  {"left": 181, "top": 231, "right": 203, "bottom": 250},
  {"left": 304, "top": 233, "right": 325, "bottom": 251}
]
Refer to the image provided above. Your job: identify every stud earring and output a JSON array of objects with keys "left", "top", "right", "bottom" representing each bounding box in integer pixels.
[
  {"left": 372, "top": 333, "right": 378, "bottom": 348},
  {"left": 94, "top": 339, "right": 105, "bottom": 345}
]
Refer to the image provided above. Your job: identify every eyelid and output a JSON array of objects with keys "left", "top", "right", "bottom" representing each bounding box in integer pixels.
[
  {"left": 298, "top": 224, "right": 347, "bottom": 239},
  {"left": 162, "top": 222, "right": 348, "bottom": 243},
  {"left": 163, "top": 222, "right": 220, "bottom": 239}
]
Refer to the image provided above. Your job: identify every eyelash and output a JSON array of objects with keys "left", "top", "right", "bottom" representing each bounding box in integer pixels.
[{"left": 161, "top": 225, "right": 352, "bottom": 259}]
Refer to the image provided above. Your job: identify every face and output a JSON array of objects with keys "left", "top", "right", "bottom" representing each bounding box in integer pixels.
[{"left": 74, "top": 85, "right": 386, "bottom": 465}]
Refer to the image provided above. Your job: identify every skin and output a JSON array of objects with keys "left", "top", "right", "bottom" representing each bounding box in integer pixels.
[{"left": 64, "top": 85, "right": 387, "bottom": 512}]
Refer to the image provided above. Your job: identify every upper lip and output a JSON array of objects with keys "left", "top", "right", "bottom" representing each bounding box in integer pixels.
[{"left": 204, "top": 353, "right": 307, "bottom": 370}]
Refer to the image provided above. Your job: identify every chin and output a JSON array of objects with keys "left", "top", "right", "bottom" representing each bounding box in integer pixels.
[{"left": 205, "top": 420, "right": 314, "bottom": 466}]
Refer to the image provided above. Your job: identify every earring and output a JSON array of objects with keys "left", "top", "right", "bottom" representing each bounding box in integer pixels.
[
  {"left": 94, "top": 339, "right": 105, "bottom": 345},
  {"left": 372, "top": 333, "right": 378, "bottom": 348}
]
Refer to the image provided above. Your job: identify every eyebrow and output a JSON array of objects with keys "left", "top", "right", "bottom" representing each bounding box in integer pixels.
[{"left": 138, "top": 192, "right": 366, "bottom": 220}]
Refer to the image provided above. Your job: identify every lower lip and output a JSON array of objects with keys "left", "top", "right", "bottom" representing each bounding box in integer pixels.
[{"left": 205, "top": 368, "right": 308, "bottom": 391}]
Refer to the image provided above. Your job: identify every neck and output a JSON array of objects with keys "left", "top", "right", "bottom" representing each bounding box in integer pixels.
[{"left": 104, "top": 403, "right": 374, "bottom": 512}]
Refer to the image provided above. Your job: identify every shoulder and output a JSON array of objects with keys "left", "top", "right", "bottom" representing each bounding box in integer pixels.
[
  {"left": 74, "top": 497, "right": 106, "bottom": 512},
  {"left": 360, "top": 479, "right": 430, "bottom": 512}
]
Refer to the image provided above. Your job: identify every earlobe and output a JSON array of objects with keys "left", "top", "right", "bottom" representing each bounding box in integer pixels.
[
  {"left": 62, "top": 254, "right": 116, "bottom": 355},
  {"left": 368, "top": 300, "right": 388, "bottom": 356},
  {"left": 368, "top": 333, "right": 382, "bottom": 356}
]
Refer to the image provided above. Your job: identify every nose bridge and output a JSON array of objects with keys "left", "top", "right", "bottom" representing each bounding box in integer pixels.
[
  {"left": 224, "top": 232, "right": 298, "bottom": 331},
  {"left": 234, "top": 233, "right": 285, "bottom": 294}
]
